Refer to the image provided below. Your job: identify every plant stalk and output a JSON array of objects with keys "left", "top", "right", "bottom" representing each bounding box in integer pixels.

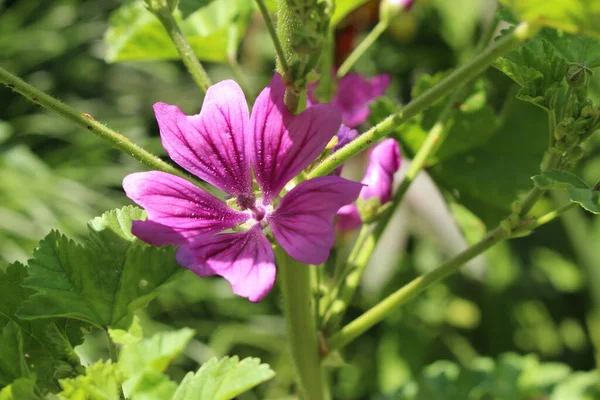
[
  {"left": 337, "top": 20, "right": 388, "bottom": 78},
  {"left": 255, "top": 0, "right": 289, "bottom": 72},
  {"left": 151, "top": 5, "right": 212, "bottom": 93},
  {"left": 275, "top": 247, "right": 326, "bottom": 400},
  {"left": 0, "top": 66, "right": 219, "bottom": 195}
]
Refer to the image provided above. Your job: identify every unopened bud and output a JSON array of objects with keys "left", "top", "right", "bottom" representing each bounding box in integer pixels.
[
  {"left": 566, "top": 63, "right": 593, "bottom": 88},
  {"left": 380, "top": 0, "right": 414, "bottom": 23},
  {"left": 581, "top": 104, "right": 600, "bottom": 120}
]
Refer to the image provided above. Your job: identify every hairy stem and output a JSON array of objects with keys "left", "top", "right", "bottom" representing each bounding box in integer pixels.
[
  {"left": 276, "top": 247, "right": 326, "bottom": 400},
  {"left": 151, "top": 5, "right": 212, "bottom": 93},
  {"left": 337, "top": 20, "right": 388, "bottom": 78},
  {"left": 256, "top": 0, "right": 289, "bottom": 72},
  {"left": 308, "top": 21, "right": 539, "bottom": 179},
  {"left": 0, "top": 66, "right": 219, "bottom": 194}
]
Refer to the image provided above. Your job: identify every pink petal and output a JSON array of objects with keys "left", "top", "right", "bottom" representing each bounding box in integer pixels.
[
  {"left": 250, "top": 74, "right": 342, "bottom": 204},
  {"left": 123, "top": 171, "right": 249, "bottom": 246},
  {"left": 332, "top": 73, "right": 391, "bottom": 127},
  {"left": 176, "top": 226, "right": 276, "bottom": 302},
  {"left": 153, "top": 80, "right": 252, "bottom": 197},
  {"left": 361, "top": 139, "right": 402, "bottom": 204},
  {"left": 268, "top": 176, "right": 362, "bottom": 264},
  {"left": 336, "top": 204, "right": 363, "bottom": 232}
]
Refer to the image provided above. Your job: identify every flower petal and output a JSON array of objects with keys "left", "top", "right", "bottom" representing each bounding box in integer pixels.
[
  {"left": 361, "top": 138, "right": 402, "bottom": 204},
  {"left": 154, "top": 80, "right": 252, "bottom": 197},
  {"left": 268, "top": 176, "right": 362, "bottom": 264},
  {"left": 123, "top": 171, "right": 249, "bottom": 246},
  {"left": 250, "top": 74, "right": 342, "bottom": 204},
  {"left": 176, "top": 226, "right": 276, "bottom": 302},
  {"left": 332, "top": 73, "right": 391, "bottom": 127}
]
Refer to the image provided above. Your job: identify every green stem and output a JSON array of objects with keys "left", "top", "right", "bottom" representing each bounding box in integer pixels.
[
  {"left": 0, "top": 65, "right": 219, "bottom": 195},
  {"left": 323, "top": 225, "right": 375, "bottom": 329},
  {"left": 151, "top": 6, "right": 212, "bottom": 93},
  {"left": 337, "top": 20, "right": 388, "bottom": 78},
  {"left": 106, "top": 329, "right": 118, "bottom": 363},
  {"left": 325, "top": 198, "right": 578, "bottom": 351},
  {"left": 255, "top": 0, "right": 289, "bottom": 72},
  {"left": 276, "top": 247, "right": 325, "bottom": 400},
  {"left": 308, "top": 21, "right": 539, "bottom": 179},
  {"left": 326, "top": 226, "right": 509, "bottom": 351}
]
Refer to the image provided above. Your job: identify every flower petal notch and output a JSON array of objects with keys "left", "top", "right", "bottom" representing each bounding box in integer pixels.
[
  {"left": 154, "top": 80, "right": 253, "bottom": 197},
  {"left": 250, "top": 74, "right": 342, "bottom": 204},
  {"left": 176, "top": 226, "right": 276, "bottom": 302},
  {"left": 269, "top": 176, "right": 363, "bottom": 264},
  {"left": 123, "top": 171, "right": 249, "bottom": 246}
]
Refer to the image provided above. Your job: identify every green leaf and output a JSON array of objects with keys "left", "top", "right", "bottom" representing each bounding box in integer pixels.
[
  {"left": 117, "top": 328, "right": 195, "bottom": 376},
  {"left": 494, "top": 35, "right": 566, "bottom": 110},
  {"left": 112, "top": 319, "right": 193, "bottom": 400},
  {"left": 107, "top": 316, "right": 143, "bottom": 346},
  {"left": 17, "top": 206, "right": 181, "bottom": 328},
  {"left": 0, "top": 322, "right": 29, "bottom": 388},
  {"left": 0, "top": 263, "right": 86, "bottom": 393},
  {"left": 172, "top": 356, "right": 275, "bottom": 400},
  {"left": 499, "top": 0, "right": 600, "bottom": 38},
  {"left": 177, "top": 0, "right": 216, "bottom": 18},
  {"left": 56, "top": 361, "right": 123, "bottom": 400},
  {"left": 0, "top": 378, "right": 39, "bottom": 400},
  {"left": 331, "top": 0, "right": 369, "bottom": 27},
  {"left": 123, "top": 370, "right": 177, "bottom": 400},
  {"left": 104, "top": 0, "right": 252, "bottom": 63},
  {"left": 532, "top": 170, "right": 600, "bottom": 213},
  {"left": 540, "top": 29, "right": 600, "bottom": 68}
]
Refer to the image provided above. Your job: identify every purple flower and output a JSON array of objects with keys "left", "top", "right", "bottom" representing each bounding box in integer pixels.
[
  {"left": 337, "top": 139, "right": 402, "bottom": 231},
  {"left": 123, "top": 74, "right": 362, "bottom": 302},
  {"left": 308, "top": 73, "right": 391, "bottom": 128}
]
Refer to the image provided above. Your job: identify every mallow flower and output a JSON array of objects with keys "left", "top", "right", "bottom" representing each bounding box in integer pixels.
[
  {"left": 123, "top": 74, "right": 362, "bottom": 302},
  {"left": 308, "top": 72, "right": 391, "bottom": 128},
  {"left": 337, "top": 139, "right": 402, "bottom": 231}
]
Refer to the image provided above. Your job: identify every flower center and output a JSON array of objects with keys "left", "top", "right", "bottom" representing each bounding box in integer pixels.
[
  {"left": 237, "top": 194, "right": 256, "bottom": 210},
  {"left": 251, "top": 205, "right": 266, "bottom": 221}
]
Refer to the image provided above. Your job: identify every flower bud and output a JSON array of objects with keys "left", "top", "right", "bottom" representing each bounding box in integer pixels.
[
  {"left": 360, "top": 139, "right": 402, "bottom": 204},
  {"left": 566, "top": 63, "right": 593, "bottom": 88},
  {"left": 380, "top": 0, "right": 415, "bottom": 23}
]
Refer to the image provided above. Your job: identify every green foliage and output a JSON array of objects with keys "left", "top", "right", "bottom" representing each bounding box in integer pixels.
[
  {"left": 0, "top": 263, "right": 86, "bottom": 394},
  {"left": 532, "top": 170, "right": 600, "bottom": 213},
  {"left": 172, "top": 356, "right": 276, "bottom": 400},
  {"left": 104, "top": 0, "right": 252, "bottom": 63},
  {"left": 499, "top": 0, "right": 600, "bottom": 38},
  {"left": 385, "top": 353, "right": 600, "bottom": 399},
  {"left": 57, "top": 361, "right": 123, "bottom": 400},
  {"left": 0, "top": 378, "right": 39, "bottom": 400},
  {"left": 17, "top": 206, "right": 181, "bottom": 328},
  {"left": 381, "top": 72, "right": 548, "bottom": 226},
  {"left": 494, "top": 36, "right": 566, "bottom": 110}
]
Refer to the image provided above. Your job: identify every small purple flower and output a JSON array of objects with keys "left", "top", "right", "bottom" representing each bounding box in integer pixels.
[
  {"left": 337, "top": 139, "right": 402, "bottom": 231},
  {"left": 123, "top": 74, "right": 362, "bottom": 302},
  {"left": 308, "top": 73, "right": 391, "bottom": 128}
]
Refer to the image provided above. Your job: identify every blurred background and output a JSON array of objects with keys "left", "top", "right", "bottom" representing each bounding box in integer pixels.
[{"left": 1, "top": 0, "right": 600, "bottom": 398}]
